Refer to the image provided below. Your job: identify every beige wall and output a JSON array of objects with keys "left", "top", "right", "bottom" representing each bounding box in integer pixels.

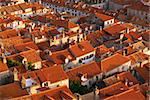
[
  {"left": 76, "top": 51, "right": 96, "bottom": 64},
  {"left": 81, "top": 73, "right": 102, "bottom": 88},
  {"left": 104, "top": 19, "right": 114, "bottom": 27},
  {"left": 42, "top": 79, "right": 69, "bottom": 88},
  {"left": 33, "top": 61, "right": 42, "bottom": 69},
  {"left": 69, "top": 26, "right": 80, "bottom": 32},
  {"left": 106, "top": 61, "right": 131, "bottom": 76}
]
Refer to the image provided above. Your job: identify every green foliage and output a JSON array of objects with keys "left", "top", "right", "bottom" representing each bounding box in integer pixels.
[
  {"left": 28, "top": 62, "right": 35, "bottom": 71},
  {"left": 7, "top": 59, "right": 22, "bottom": 68},
  {"left": 69, "top": 80, "right": 90, "bottom": 95},
  {"left": 143, "top": 90, "right": 150, "bottom": 96}
]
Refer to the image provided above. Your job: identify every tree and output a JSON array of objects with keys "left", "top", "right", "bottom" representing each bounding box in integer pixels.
[
  {"left": 28, "top": 62, "right": 35, "bottom": 71},
  {"left": 7, "top": 59, "right": 22, "bottom": 68},
  {"left": 69, "top": 80, "right": 89, "bottom": 95}
]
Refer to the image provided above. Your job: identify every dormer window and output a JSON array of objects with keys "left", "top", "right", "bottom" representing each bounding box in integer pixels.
[
  {"left": 22, "top": 58, "right": 27, "bottom": 64},
  {"left": 44, "top": 82, "right": 48, "bottom": 86},
  {"left": 42, "top": 35, "right": 45, "bottom": 38}
]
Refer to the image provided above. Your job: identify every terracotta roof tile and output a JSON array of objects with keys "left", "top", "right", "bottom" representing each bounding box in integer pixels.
[
  {"left": 99, "top": 82, "right": 129, "bottom": 99},
  {"left": 7, "top": 49, "right": 42, "bottom": 63},
  {"left": 0, "top": 82, "right": 28, "bottom": 99},
  {"left": 0, "top": 29, "right": 18, "bottom": 39},
  {"left": 96, "top": 45, "right": 110, "bottom": 55},
  {"left": 105, "top": 89, "right": 145, "bottom": 100},
  {"left": 141, "top": 30, "right": 150, "bottom": 41},
  {"left": 31, "top": 85, "right": 75, "bottom": 100},
  {"left": 104, "top": 24, "right": 127, "bottom": 36},
  {"left": 66, "top": 61, "right": 101, "bottom": 81},
  {"left": 98, "top": 53, "right": 130, "bottom": 72},
  {"left": 95, "top": 13, "right": 114, "bottom": 21},
  {"left": 49, "top": 49, "right": 75, "bottom": 64},
  {"left": 14, "top": 42, "right": 39, "bottom": 52},
  {"left": 0, "top": 61, "right": 8, "bottom": 72},
  {"left": 117, "top": 71, "right": 139, "bottom": 86},
  {"left": 127, "top": 52, "right": 149, "bottom": 65},
  {"left": 128, "top": 1, "right": 149, "bottom": 12},
  {"left": 69, "top": 40, "right": 95, "bottom": 57},
  {"left": 36, "top": 65, "right": 68, "bottom": 83},
  {"left": 134, "top": 66, "right": 149, "bottom": 82},
  {"left": 19, "top": 50, "right": 42, "bottom": 63}
]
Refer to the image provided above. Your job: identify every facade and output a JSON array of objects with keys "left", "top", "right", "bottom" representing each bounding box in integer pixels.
[
  {"left": 66, "top": 61, "right": 102, "bottom": 87},
  {"left": 127, "top": 2, "right": 150, "bottom": 22},
  {"left": 99, "top": 53, "right": 131, "bottom": 76},
  {"left": 69, "top": 40, "right": 96, "bottom": 64},
  {"left": 36, "top": 65, "right": 69, "bottom": 88},
  {"left": 0, "top": 60, "right": 10, "bottom": 85}
]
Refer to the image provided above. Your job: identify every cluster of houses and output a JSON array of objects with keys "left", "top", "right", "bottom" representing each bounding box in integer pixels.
[{"left": 0, "top": 0, "right": 149, "bottom": 100}]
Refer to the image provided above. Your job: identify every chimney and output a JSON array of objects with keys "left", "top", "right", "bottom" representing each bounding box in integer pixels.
[
  {"left": 45, "top": 49, "right": 52, "bottom": 55},
  {"left": 13, "top": 68, "right": 19, "bottom": 81},
  {"left": 125, "top": 78, "right": 129, "bottom": 86},
  {"left": 54, "top": 36, "right": 56, "bottom": 40},
  {"left": 84, "top": 33, "right": 87, "bottom": 40},
  {"left": 32, "top": 23, "right": 35, "bottom": 29},
  {"left": 34, "top": 37, "right": 38, "bottom": 43},
  {"left": 123, "top": 49, "right": 127, "bottom": 56},
  {"left": 22, "top": 57, "right": 27, "bottom": 64},
  {"left": 78, "top": 44, "right": 85, "bottom": 51},
  {"left": 79, "top": 29, "right": 82, "bottom": 33},
  {"left": 1, "top": 53, "right": 7, "bottom": 64},
  {"left": 2, "top": 56, "right": 7, "bottom": 64},
  {"left": 62, "top": 30, "right": 65, "bottom": 38},
  {"left": 126, "top": 28, "right": 129, "bottom": 34},
  {"left": 29, "top": 27, "right": 32, "bottom": 33},
  {"left": 42, "top": 35, "right": 45, "bottom": 39},
  {"left": 40, "top": 25, "right": 44, "bottom": 32},
  {"left": 65, "top": 58, "right": 69, "bottom": 64},
  {"left": 39, "top": 0, "right": 42, "bottom": 4},
  {"left": 99, "top": 26, "right": 102, "bottom": 30},
  {"left": 0, "top": 43, "right": 4, "bottom": 50}
]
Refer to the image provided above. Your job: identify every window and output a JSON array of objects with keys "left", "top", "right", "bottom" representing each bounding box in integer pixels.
[
  {"left": 89, "top": 81, "right": 92, "bottom": 85},
  {"left": 96, "top": 76, "right": 98, "bottom": 80},
  {"left": 44, "top": 82, "right": 48, "bottom": 86},
  {"left": 145, "top": 16, "right": 147, "bottom": 20},
  {"left": 107, "top": 21, "right": 109, "bottom": 25},
  {"left": 79, "top": 59, "right": 82, "bottom": 63}
]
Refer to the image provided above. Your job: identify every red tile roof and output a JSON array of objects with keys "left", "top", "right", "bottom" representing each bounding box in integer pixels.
[
  {"left": 1, "top": 36, "right": 23, "bottom": 49},
  {"left": 19, "top": 50, "right": 42, "bottom": 63},
  {"left": 99, "top": 82, "right": 129, "bottom": 99},
  {"left": 36, "top": 65, "right": 68, "bottom": 83},
  {"left": 19, "top": 71, "right": 40, "bottom": 84},
  {"left": 127, "top": 52, "right": 149, "bottom": 65},
  {"left": 0, "top": 82, "right": 28, "bottom": 99},
  {"left": 69, "top": 40, "right": 95, "bottom": 57},
  {"left": 134, "top": 66, "right": 149, "bottom": 82},
  {"left": 14, "top": 42, "right": 39, "bottom": 52},
  {"left": 7, "top": 49, "right": 42, "bottom": 63},
  {"left": 98, "top": 53, "right": 130, "bottom": 72},
  {"left": 96, "top": 45, "right": 110, "bottom": 55},
  {"left": 0, "top": 29, "right": 18, "bottom": 39},
  {"left": 105, "top": 89, "right": 145, "bottom": 100},
  {"left": 141, "top": 30, "right": 150, "bottom": 41},
  {"left": 31, "top": 85, "right": 75, "bottom": 100},
  {"left": 104, "top": 24, "right": 127, "bottom": 36},
  {"left": 128, "top": 1, "right": 149, "bottom": 12},
  {"left": 49, "top": 49, "right": 75, "bottom": 64},
  {"left": 95, "top": 13, "right": 114, "bottom": 21},
  {"left": 0, "top": 61, "right": 8, "bottom": 72},
  {"left": 66, "top": 61, "right": 101, "bottom": 81},
  {"left": 117, "top": 71, "right": 139, "bottom": 86}
]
